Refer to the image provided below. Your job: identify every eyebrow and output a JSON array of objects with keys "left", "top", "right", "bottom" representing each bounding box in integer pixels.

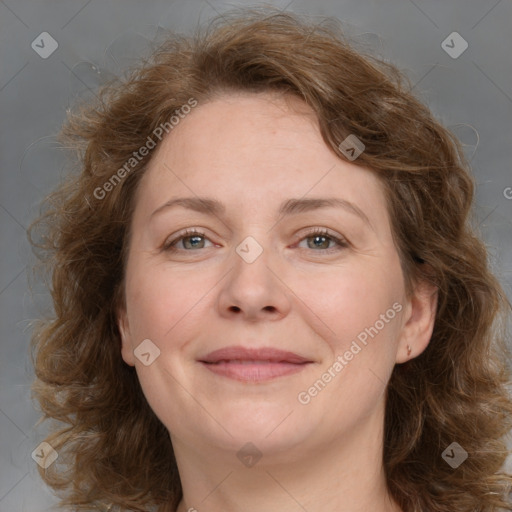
[{"left": 150, "top": 196, "right": 373, "bottom": 229}]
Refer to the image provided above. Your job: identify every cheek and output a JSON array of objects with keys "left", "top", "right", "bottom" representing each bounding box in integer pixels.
[
  {"left": 292, "top": 257, "right": 404, "bottom": 356},
  {"left": 124, "top": 261, "right": 212, "bottom": 345},
  {"left": 295, "top": 267, "right": 403, "bottom": 420}
]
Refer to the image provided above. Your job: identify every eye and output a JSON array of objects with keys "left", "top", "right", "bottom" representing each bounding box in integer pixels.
[
  {"left": 296, "top": 228, "right": 349, "bottom": 253},
  {"left": 162, "top": 227, "right": 349, "bottom": 254},
  {"left": 163, "top": 229, "right": 214, "bottom": 251}
]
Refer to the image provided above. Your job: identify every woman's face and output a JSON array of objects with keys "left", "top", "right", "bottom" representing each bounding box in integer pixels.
[{"left": 117, "top": 92, "right": 430, "bottom": 464}]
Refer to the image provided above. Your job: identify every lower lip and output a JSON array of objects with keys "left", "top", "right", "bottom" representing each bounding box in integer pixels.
[{"left": 200, "top": 361, "right": 311, "bottom": 382}]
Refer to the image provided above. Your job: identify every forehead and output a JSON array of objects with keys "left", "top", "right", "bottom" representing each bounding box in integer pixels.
[
  {"left": 151, "top": 92, "right": 325, "bottom": 173},
  {"left": 134, "top": 92, "right": 389, "bottom": 228}
]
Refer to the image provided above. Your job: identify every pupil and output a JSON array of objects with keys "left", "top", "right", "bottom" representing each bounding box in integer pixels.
[
  {"left": 310, "top": 235, "right": 328, "bottom": 249},
  {"left": 186, "top": 235, "right": 203, "bottom": 249}
]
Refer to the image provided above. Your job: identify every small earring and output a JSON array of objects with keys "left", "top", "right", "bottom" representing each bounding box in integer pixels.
[{"left": 407, "top": 345, "right": 412, "bottom": 357}]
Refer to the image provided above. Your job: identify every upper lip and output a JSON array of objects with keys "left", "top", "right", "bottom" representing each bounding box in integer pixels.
[{"left": 199, "top": 346, "right": 312, "bottom": 364}]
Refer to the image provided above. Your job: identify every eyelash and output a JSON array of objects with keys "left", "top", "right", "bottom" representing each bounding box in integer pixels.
[{"left": 162, "top": 228, "right": 349, "bottom": 254}]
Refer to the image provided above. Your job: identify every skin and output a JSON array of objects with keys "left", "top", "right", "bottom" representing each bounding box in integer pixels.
[{"left": 117, "top": 91, "right": 438, "bottom": 512}]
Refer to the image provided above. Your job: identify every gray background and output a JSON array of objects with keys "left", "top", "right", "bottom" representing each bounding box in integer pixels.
[{"left": 1, "top": 0, "right": 511, "bottom": 510}]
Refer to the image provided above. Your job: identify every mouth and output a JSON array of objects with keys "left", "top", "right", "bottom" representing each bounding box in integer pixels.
[{"left": 198, "top": 346, "right": 314, "bottom": 382}]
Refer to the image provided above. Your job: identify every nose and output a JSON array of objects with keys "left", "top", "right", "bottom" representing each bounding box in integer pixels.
[{"left": 215, "top": 238, "right": 292, "bottom": 322}]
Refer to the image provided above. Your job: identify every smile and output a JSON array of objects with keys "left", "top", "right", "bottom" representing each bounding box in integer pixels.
[
  {"left": 198, "top": 346, "right": 314, "bottom": 382},
  {"left": 200, "top": 360, "right": 311, "bottom": 382}
]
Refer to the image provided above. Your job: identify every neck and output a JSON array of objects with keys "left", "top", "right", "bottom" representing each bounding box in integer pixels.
[{"left": 172, "top": 403, "right": 401, "bottom": 512}]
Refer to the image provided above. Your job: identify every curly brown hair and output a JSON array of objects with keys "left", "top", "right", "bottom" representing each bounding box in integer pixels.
[{"left": 28, "top": 7, "right": 512, "bottom": 512}]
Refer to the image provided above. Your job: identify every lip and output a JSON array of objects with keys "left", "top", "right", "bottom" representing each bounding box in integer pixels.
[{"left": 198, "top": 346, "right": 313, "bottom": 382}]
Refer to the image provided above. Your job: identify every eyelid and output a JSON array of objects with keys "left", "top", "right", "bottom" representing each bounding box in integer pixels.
[
  {"left": 293, "top": 227, "right": 349, "bottom": 252},
  {"left": 162, "top": 228, "right": 212, "bottom": 251},
  {"left": 162, "top": 226, "right": 349, "bottom": 253}
]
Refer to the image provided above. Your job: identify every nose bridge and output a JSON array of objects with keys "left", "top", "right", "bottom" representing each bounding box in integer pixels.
[
  {"left": 231, "top": 232, "right": 275, "bottom": 294},
  {"left": 216, "top": 230, "right": 290, "bottom": 319},
  {"left": 235, "top": 234, "right": 266, "bottom": 266}
]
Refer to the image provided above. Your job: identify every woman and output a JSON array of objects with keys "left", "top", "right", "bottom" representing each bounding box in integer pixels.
[{"left": 29, "top": 8, "right": 512, "bottom": 512}]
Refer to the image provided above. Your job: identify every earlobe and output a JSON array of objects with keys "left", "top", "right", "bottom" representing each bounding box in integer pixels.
[
  {"left": 117, "top": 307, "right": 136, "bottom": 367},
  {"left": 396, "top": 279, "right": 438, "bottom": 364}
]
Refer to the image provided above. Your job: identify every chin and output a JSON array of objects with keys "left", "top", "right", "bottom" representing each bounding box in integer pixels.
[{"left": 205, "top": 407, "right": 313, "bottom": 451}]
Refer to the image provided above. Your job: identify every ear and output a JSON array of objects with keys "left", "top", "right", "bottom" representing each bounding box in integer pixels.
[
  {"left": 117, "top": 305, "right": 136, "bottom": 367},
  {"left": 396, "top": 278, "right": 438, "bottom": 364}
]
